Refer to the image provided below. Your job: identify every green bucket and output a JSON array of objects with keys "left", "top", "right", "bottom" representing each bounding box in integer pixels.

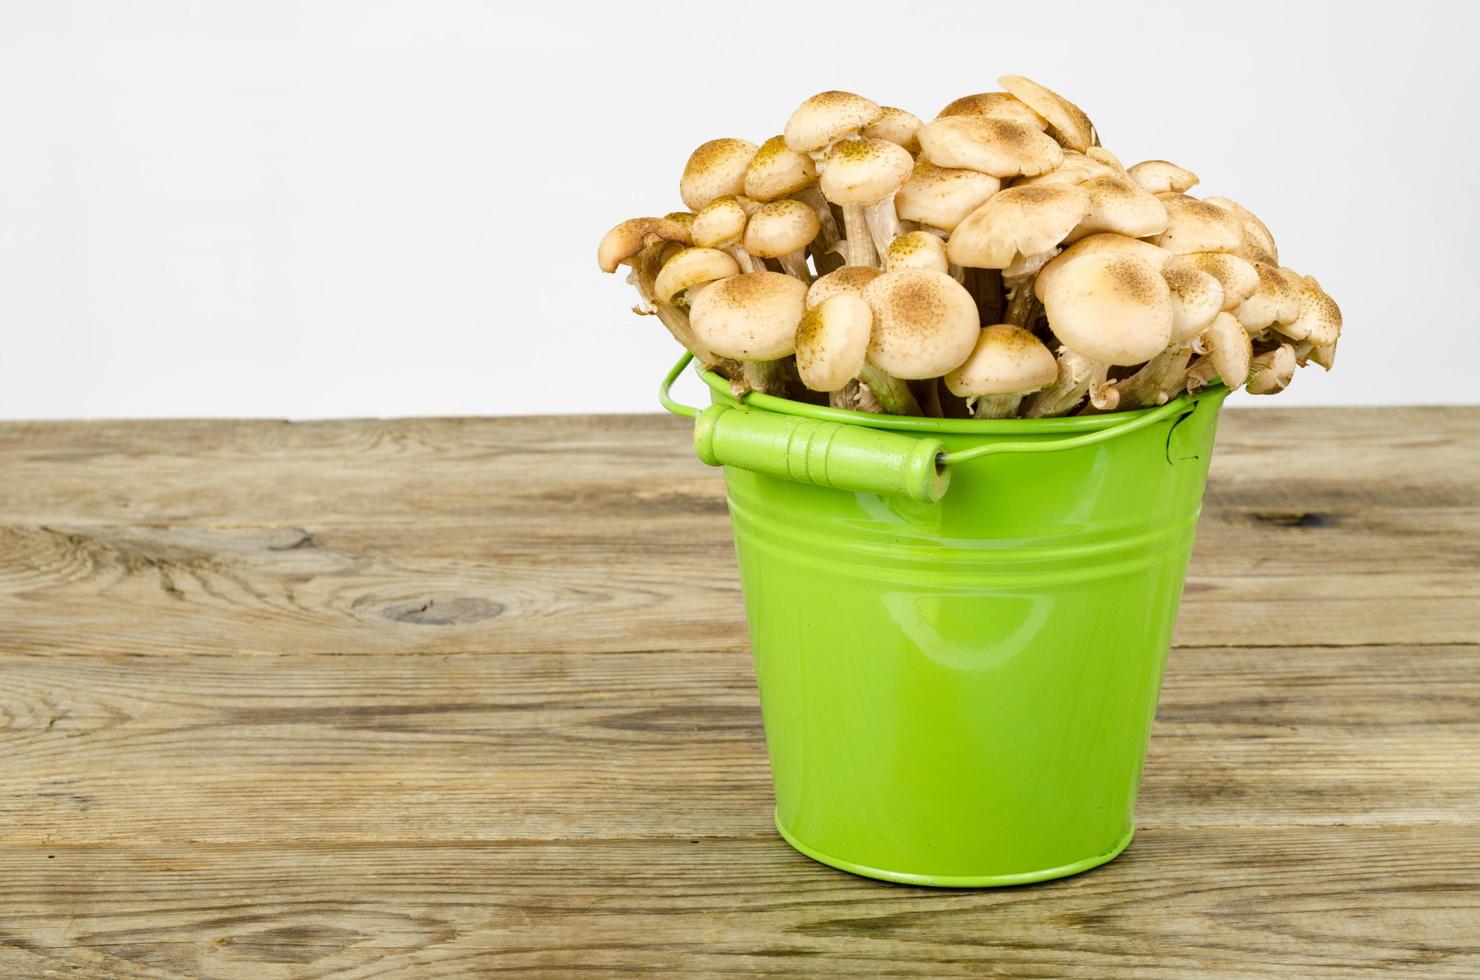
[{"left": 660, "top": 353, "right": 1229, "bottom": 887}]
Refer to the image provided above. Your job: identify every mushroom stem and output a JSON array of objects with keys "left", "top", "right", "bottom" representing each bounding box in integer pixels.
[
  {"left": 796, "top": 186, "right": 840, "bottom": 251},
  {"left": 741, "top": 358, "right": 788, "bottom": 397},
  {"left": 863, "top": 197, "right": 902, "bottom": 261},
  {"left": 971, "top": 394, "right": 1023, "bottom": 419},
  {"left": 1111, "top": 344, "right": 1194, "bottom": 408},
  {"left": 778, "top": 250, "right": 812, "bottom": 282},
  {"left": 1022, "top": 349, "right": 1105, "bottom": 418},
  {"left": 858, "top": 362, "right": 922, "bottom": 416},
  {"left": 725, "top": 247, "right": 760, "bottom": 273},
  {"left": 840, "top": 204, "right": 878, "bottom": 267},
  {"left": 1003, "top": 278, "right": 1040, "bottom": 327}
]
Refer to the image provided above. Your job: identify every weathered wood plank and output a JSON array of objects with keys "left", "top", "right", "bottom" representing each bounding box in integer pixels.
[
  {"left": 1, "top": 645, "right": 1475, "bottom": 846},
  {"left": 1, "top": 827, "right": 1477, "bottom": 978}
]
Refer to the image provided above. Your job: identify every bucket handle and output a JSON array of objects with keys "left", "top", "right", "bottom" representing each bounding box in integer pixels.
[{"left": 660, "top": 353, "right": 1197, "bottom": 503}]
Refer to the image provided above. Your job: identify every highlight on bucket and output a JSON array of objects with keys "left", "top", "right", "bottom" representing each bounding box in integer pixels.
[{"left": 598, "top": 77, "right": 1341, "bottom": 887}]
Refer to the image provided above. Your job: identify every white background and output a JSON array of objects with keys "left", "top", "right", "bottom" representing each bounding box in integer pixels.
[{"left": 1, "top": 0, "right": 1473, "bottom": 419}]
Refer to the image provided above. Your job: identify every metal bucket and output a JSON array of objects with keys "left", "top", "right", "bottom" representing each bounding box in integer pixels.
[{"left": 660, "top": 354, "right": 1229, "bottom": 887}]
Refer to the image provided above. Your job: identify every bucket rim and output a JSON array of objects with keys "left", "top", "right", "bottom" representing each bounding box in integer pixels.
[{"left": 695, "top": 363, "right": 1227, "bottom": 435}]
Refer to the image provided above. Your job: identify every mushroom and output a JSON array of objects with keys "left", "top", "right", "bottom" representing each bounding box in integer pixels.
[
  {"left": 784, "top": 90, "right": 882, "bottom": 155},
  {"left": 936, "top": 92, "right": 1047, "bottom": 128},
  {"left": 863, "top": 268, "right": 980, "bottom": 379},
  {"left": 653, "top": 247, "right": 740, "bottom": 305},
  {"left": 1066, "top": 173, "right": 1169, "bottom": 242},
  {"left": 689, "top": 271, "right": 808, "bottom": 396},
  {"left": 862, "top": 106, "right": 924, "bottom": 152},
  {"left": 744, "top": 135, "right": 838, "bottom": 260},
  {"left": 917, "top": 115, "right": 1063, "bottom": 178},
  {"left": 744, "top": 199, "right": 820, "bottom": 282},
  {"left": 806, "top": 265, "right": 881, "bottom": 308},
  {"left": 1150, "top": 196, "right": 1245, "bottom": 254},
  {"left": 663, "top": 211, "right": 696, "bottom": 235},
  {"left": 1234, "top": 262, "right": 1302, "bottom": 336},
  {"left": 819, "top": 137, "right": 914, "bottom": 267},
  {"left": 1185, "top": 312, "right": 1253, "bottom": 393},
  {"left": 692, "top": 196, "right": 761, "bottom": 272},
  {"left": 894, "top": 160, "right": 1001, "bottom": 233},
  {"left": 1109, "top": 345, "right": 1195, "bottom": 409},
  {"left": 1015, "top": 150, "right": 1120, "bottom": 188},
  {"left": 1161, "top": 263, "right": 1226, "bottom": 342},
  {"left": 596, "top": 216, "right": 691, "bottom": 275},
  {"left": 885, "top": 230, "right": 949, "bottom": 274},
  {"left": 1035, "top": 232, "right": 1172, "bottom": 297},
  {"left": 944, "top": 324, "right": 1058, "bottom": 418},
  {"left": 946, "top": 183, "right": 1090, "bottom": 325},
  {"left": 1205, "top": 195, "right": 1278, "bottom": 264},
  {"left": 1126, "top": 160, "right": 1199, "bottom": 195},
  {"left": 1085, "top": 146, "right": 1125, "bottom": 170},
  {"left": 1276, "top": 275, "right": 1342, "bottom": 369},
  {"left": 1035, "top": 252, "right": 1174, "bottom": 366},
  {"left": 795, "top": 293, "right": 922, "bottom": 415},
  {"left": 680, "top": 139, "right": 759, "bottom": 212},
  {"left": 1167, "top": 252, "right": 1259, "bottom": 311},
  {"left": 997, "top": 75, "right": 1096, "bottom": 151},
  {"left": 1246, "top": 343, "right": 1299, "bottom": 394}
]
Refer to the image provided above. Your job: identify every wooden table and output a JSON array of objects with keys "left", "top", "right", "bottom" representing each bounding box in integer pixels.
[{"left": 1, "top": 407, "right": 1477, "bottom": 977}]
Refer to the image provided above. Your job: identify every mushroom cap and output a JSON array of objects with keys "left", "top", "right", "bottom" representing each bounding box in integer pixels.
[
  {"left": 1084, "top": 146, "right": 1125, "bottom": 170},
  {"left": 1013, "top": 149, "right": 1120, "bottom": 189},
  {"left": 680, "top": 139, "right": 759, "bottom": 212},
  {"left": 1039, "top": 252, "right": 1174, "bottom": 365},
  {"left": 653, "top": 247, "right": 741, "bottom": 305},
  {"left": 1067, "top": 173, "right": 1170, "bottom": 241},
  {"left": 743, "top": 199, "right": 820, "bottom": 258},
  {"left": 806, "top": 265, "right": 882, "bottom": 308},
  {"left": 794, "top": 293, "right": 873, "bottom": 392},
  {"left": 936, "top": 92, "right": 1047, "bottom": 129},
  {"left": 1035, "top": 232, "right": 1171, "bottom": 296},
  {"left": 997, "top": 75, "right": 1096, "bottom": 152},
  {"left": 1200, "top": 312, "right": 1252, "bottom": 391},
  {"left": 1161, "top": 264, "right": 1225, "bottom": 343},
  {"left": 743, "top": 135, "right": 818, "bottom": 202},
  {"left": 691, "top": 197, "right": 750, "bottom": 249},
  {"left": 784, "top": 90, "right": 882, "bottom": 153},
  {"left": 918, "top": 116, "right": 1064, "bottom": 178},
  {"left": 946, "top": 183, "right": 1090, "bottom": 270},
  {"left": 1127, "top": 160, "right": 1200, "bottom": 195},
  {"left": 885, "top": 230, "right": 949, "bottom": 273},
  {"left": 863, "top": 268, "right": 980, "bottom": 378},
  {"left": 1234, "top": 262, "right": 1302, "bottom": 331},
  {"left": 1151, "top": 195, "right": 1244, "bottom": 254},
  {"left": 663, "top": 211, "right": 696, "bottom": 234},
  {"left": 944, "top": 324, "right": 1058, "bottom": 396},
  {"left": 689, "top": 272, "right": 808, "bottom": 361},
  {"left": 1169, "top": 252, "right": 1259, "bottom": 310},
  {"left": 819, "top": 137, "right": 914, "bottom": 205},
  {"left": 1204, "top": 195, "right": 1279, "bottom": 264},
  {"left": 597, "top": 217, "right": 692, "bottom": 273},
  {"left": 1279, "top": 275, "right": 1342, "bottom": 345},
  {"left": 862, "top": 106, "right": 924, "bottom": 153},
  {"left": 1247, "top": 344, "right": 1298, "bottom": 394},
  {"left": 893, "top": 160, "right": 1001, "bottom": 232}
]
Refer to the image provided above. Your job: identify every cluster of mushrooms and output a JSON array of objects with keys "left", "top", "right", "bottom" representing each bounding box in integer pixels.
[{"left": 597, "top": 77, "right": 1342, "bottom": 418}]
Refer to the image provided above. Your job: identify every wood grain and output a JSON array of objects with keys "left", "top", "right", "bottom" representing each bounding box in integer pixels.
[{"left": 1, "top": 408, "right": 1477, "bottom": 977}]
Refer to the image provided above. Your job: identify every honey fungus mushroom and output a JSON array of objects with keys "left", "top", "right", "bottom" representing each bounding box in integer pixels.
[
  {"left": 680, "top": 139, "right": 759, "bottom": 212},
  {"left": 795, "top": 293, "right": 921, "bottom": 415},
  {"left": 744, "top": 199, "right": 820, "bottom": 282},
  {"left": 820, "top": 137, "right": 914, "bottom": 267},
  {"left": 863, "top": 268, "right": 980, "bottom": 379},
  {"left": 945, "top": 324, "right": 1058, "bottom": 418},
  {"left": 690, "top": 271, "right": 807, "bottom": 395}
]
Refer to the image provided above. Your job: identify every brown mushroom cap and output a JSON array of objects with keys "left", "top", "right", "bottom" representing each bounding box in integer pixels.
[
  {"left": 1169, "top": 252, "right": 1259, "bottom": 310},
  {"left": 946, "top": 183, "right": 1090, "bottom": 269},
  {"left": 680, "top": 139, "right": 759, "bottom": 212},
  {"left": 1085, "top": 146, "right": 1125, "bottom": 171},
  {"left": 689, "top": 271, "right": 808, "bottom": 361},
  {"left": 743, "top": 199, "right": 820, "bottom": 259},
  {"left": 885, "top": 230, "right": 949, "bottom": 273},
  {"left": 1068, "top": 173, "right": 1170, "bottom": 241},
  {"left": 918, "top": 115, "right": 1064, "bottom": 178},
  {"left": 1161, "top": 264, "right": 1225, "bottom": 343},
  {"left": 1038, "top": 252, "right": 1174, "bottom": 365},
  {"left": 1035, "top": 233, "right": 1171, "bottom": 296},
  {"left": 1015, "top": 150, "right": 1120, "bottom": 189},
  {"left": 1151, "top": 195, "right": 1245, "bottom": 254},
  {"left": 743, "top": 135, "right": 818, "bottom": 202},
  {"left": 691, "top": 197, "right": 750, "bottom": 249},
  {"left": 893, "top": 160, "right": 1001, "bottom": 232},
  {"left": 1278, "top": 275, "right": 1342, "bottom": 346},
  {"left": 1127, "top": 160, "right": 1199, "bottom": 195},
  {"left": 1204, "top": 195, "right": 1279, "bottom": 264},
  {"left": 944, "top": 324, "right": 1058, "bottom": 396},
  {"left": 794, "top": 293, "right": 873, "bottom": 392},
  {"left": 1200, "top": 312, "right": 1253, "bottom": 391},
  {"left": 1247, "top": 344, "right": 1298, "bottom": 394},
  {"left": 936, "top": 92, "right": 1046, "bottom": 129},
  {"left": 997, "top": 75, "right": 1096, "bottom": 151},
  {"left": 862, "top": 106, "right": 924, "bottom": 153},
  {"left": 819, "top": 137, "right": 915, "bottom": 205},
  {"left": 863, "top": 268, "right": 980, "bottom": 378},
  {"left": 806, "top": 265, "right": 882, "bottom": 308},
  {"left": 784, "top": 90, "right": 882, "bottom": 153},
  {"left": 653, "top": 247, "right": 741, "bottom": 304},
  {"left": 597, "top": 217, "right": 692, "bottom": 273},
  {"left": 1235, "top": 262, "right": 1302, "bottom": 331}
]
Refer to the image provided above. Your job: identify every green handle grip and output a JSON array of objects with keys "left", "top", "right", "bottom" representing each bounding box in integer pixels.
[{"left": 694, "top": 403, "right": 950, "bottom": 503}]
